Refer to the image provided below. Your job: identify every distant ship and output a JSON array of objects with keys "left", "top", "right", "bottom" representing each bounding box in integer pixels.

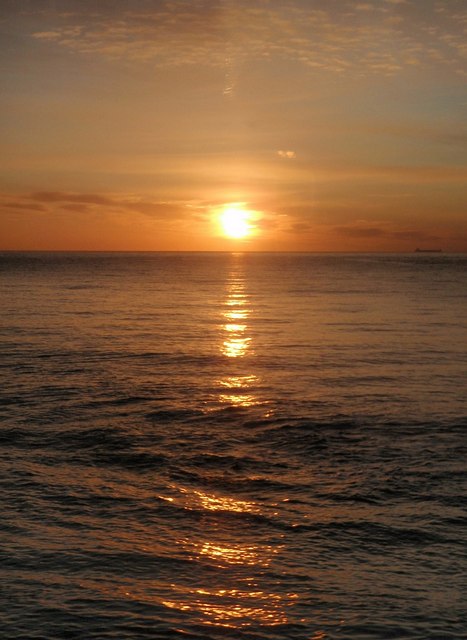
[{"left": 415, "top": 248, "right": 442, "bottom": 253}]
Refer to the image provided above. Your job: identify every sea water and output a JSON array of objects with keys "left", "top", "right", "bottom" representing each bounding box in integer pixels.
[{"left": 1, "top": 252, "right": 466, "bottom": 639}]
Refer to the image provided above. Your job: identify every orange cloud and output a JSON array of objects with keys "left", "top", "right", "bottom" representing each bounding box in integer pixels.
[
  {"left": 1, "top": 191, "right": 190, "bottom": 222},
  {"left": 277, "top": 150, "right": 296, "bottom": 159}
]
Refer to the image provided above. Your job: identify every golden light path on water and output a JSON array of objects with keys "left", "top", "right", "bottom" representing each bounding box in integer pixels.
[
  {"left": 162, "top": 589, "right": 293, "bottom": 629},
  {"left": 219, "top": 373, "right": 259, "bottom": 408},
  {"left": 158, "top": 484, "right": 295, "bottom": 628},
  {"left": 158, "top": 259, "right": 300, "bottom": 630},
  {"left": 220, "top": 266, "right": 250, "bottom": 358},
  {"left": 219, "top": 260, "right": 262, "bottom": 408},
  {"left": 157, "top": 482, "right": 295, "bottom": 629}
]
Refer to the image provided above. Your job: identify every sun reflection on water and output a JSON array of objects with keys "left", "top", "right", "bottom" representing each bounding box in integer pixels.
[
  {"left": 159, "top": 257, "right": 292, "bottom": 632},
  {"left": 218, "top": 373, "right": 261, "bottom": 407},
  {"left": 221, "top": 335, "right": 251, "bottom": 359},
  {"left": 197, "top": 540, "right": 274, "bottom": 567},
  {"left": 219, "top": 374, "right": 258, "bottom": 388},
  {"left": 224, "top": 323, "right": 247, "bottom": 333},
  {"left": 166, "top": 484, "right": 259, "bottom": 515},
  {"left": 220, "top": 269, "right": 252, "bottom": 360},
  {"left": 162, "top": 585, "right": 294, "bottom": 628},
  {"left": 217, "top": 262, "right": 267, "bottom": 409},
  {"left": 219, "top": 392, "right": 258, "bottom": 407},
  {"left": 159, "top": 486, "right": 292, "bottom": 627},
  {"left": 180, "top": 537, "right": 280, "bottom": 568},
  {"left": 224, "top": 308, "right": 248, "bottom": 320}
]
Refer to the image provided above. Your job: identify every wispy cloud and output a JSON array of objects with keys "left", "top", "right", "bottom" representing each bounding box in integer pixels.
[
  {"left": 30, "top": 192, "right": 115, "bottom": 205},
  {"left": 26, "top": 0, "right": 467, "bottom": 77},
  {"left": 334, "top": 224, "right": 388, "bottom": 238},
  {"left": 2, "top": 201, "right": 47, "bottom": 212},
  {"left": 1, "top": 191, "right": 189, "bottom": 220},
  {"left": 333, "top": 221, "right": 442, "bottom": 243}
]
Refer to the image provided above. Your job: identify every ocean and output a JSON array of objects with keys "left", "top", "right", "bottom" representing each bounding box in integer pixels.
[{"left": 1, "top": 251, "right": 466, "bottom": 640}]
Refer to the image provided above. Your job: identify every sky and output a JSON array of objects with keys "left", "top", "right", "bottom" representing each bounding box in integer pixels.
[{"left": 0, "top": 0, "right": 466, "bottom": 251}]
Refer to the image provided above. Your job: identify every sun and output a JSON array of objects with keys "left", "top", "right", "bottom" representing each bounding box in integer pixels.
[{"left": 219, "top": 205, "right": 254, "bottom": 239}]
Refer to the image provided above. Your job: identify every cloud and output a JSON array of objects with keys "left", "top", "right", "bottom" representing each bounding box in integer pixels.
[
  {"left": 2, "top": 201, "right": 46, "bottom": 212},
  {"left": 31, "top": 31, "right": 62, "bottom": 40},
  {"left": 60, "top": 203, "right": 91, "bottom": 213},
  {"left": 120, "top": 200, "right": 182, "bottom": 217},
  {"left": 30, "top": 191, "right": 115, "bottom": 205},
  {"left": 391, "top": 229, "right": 440, "bottom": 241},
  {"left": 334, "top": 221, "right": 441, "bottom": 242},
  {"left": 334, "top": 225, "right": 387, "bottom": 238},
  {"left": 1, "top": 191, "right": 189, "bottom": 221},
  {"left": 25, "top": 0, "right": 467, "bottom": 78}
]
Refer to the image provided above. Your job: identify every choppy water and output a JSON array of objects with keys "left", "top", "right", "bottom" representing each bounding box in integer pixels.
[{"left": 1, "top": 252, "right": 466, "bottom": 640}]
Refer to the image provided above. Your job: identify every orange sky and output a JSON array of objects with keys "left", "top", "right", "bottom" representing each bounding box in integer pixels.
[{"left": 1, "top": 0, "right": 466, "bottom": 251}]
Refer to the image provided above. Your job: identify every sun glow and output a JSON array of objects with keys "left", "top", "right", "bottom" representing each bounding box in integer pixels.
[{"left": 218, "top": 205, "right": 254, "bottom": 239}]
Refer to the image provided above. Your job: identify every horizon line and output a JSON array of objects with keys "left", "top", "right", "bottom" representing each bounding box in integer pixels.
[{"left": 0, "top": 249, "right": 462, "bottom": 255}]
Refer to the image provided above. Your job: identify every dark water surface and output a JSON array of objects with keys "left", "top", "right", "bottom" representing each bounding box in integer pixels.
[{"left": 1, "top": 252, "right": 466, "bottom": 639}]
